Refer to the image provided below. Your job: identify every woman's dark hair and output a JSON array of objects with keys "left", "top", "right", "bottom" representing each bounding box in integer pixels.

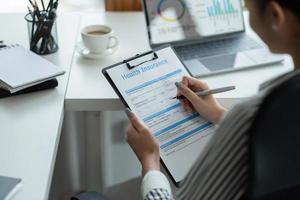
[{"left": 257, "top": 0, "right": 300, "bottom": 19}]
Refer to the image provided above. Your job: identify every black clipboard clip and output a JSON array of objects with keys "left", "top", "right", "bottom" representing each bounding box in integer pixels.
[{"left": 123, "top": 51, "right": 158, "bottom": 70}]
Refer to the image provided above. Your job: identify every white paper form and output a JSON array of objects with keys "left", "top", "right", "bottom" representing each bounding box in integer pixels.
[{"left": 106, "top": 47, "right": 215, "bottom": 182}]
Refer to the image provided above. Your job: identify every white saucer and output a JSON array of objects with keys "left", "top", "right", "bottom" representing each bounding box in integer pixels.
[{"left": 76, "top": 41, "right": 118, "bottom": 60}]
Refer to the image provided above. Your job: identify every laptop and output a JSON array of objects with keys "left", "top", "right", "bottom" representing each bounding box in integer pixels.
[{"left": 142, "top": 0, "right": 284, "bottom": 77}]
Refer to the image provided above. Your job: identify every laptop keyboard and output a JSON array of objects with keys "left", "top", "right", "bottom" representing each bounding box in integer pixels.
[{"left": 175, "top": 35, "right": 262, "bottom": 60}]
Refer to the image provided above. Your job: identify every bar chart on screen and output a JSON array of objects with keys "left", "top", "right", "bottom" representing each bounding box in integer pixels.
[
  {"left": 205, "top": 0, "right": 241, "bottom": 26},
  {"left": 207, "top": 0, "right": 238, "bottom": 16}
]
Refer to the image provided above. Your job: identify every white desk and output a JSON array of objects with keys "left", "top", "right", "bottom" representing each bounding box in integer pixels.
[
  {"left": 0, "top": 13, "right": 79, "bottom": 200},
  {"left": 65, "top": 12, "right": 294, "bottom": 111},
  {"left": 65, "top": 13, "right": 151, "bottom": 111}
]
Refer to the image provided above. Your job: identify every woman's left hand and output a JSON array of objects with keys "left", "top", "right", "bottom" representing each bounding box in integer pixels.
[{"left": 125, "top": 109, "right": 160, "bottom": 176}]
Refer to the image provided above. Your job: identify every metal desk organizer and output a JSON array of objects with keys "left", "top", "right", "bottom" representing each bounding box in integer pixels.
[{"left": 25, "top": 0, "right": 59, "bottom": 55}]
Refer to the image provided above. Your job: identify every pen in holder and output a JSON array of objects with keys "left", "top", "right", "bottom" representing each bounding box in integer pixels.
[{"left": 25, "top": 0, "right": 59, "bottom": 55}]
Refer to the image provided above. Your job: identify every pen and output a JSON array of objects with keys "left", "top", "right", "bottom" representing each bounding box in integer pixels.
[
  {"left": 27, "top": 6, "right": 33, "bottom": 17},
  {"left": 46, "top": 0, "right": 53, "bottom": 12},
  {"left": 40, "top": 0, "right": 45, "bottom": 11},
  {"left": 172, "top": 86, "right": 236, "bottom": 100},
  {"left": 28, "top": 0, "right": 35, "bottom": 8}
]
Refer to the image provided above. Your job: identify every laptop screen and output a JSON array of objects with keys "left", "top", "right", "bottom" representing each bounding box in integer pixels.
[{"left": 144, "top": 0, "right": 245, "bottom": 45}]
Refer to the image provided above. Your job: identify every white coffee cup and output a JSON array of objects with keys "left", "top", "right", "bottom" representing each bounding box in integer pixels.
[{"left": 81, "top": 25, "right": 119, "bottom": 54}]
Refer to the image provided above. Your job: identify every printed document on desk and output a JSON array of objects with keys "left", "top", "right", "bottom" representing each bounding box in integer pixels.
[{"left": 104, "top": 46, "right": 216, "bottom": 184}]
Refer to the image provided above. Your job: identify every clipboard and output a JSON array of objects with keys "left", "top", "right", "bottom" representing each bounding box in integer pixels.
[
  {"left": 102, "top": 44, "right": 192, "bottom": 112},
  {"left": 102, "top": 45, "right": 214, "bottom": 186}
]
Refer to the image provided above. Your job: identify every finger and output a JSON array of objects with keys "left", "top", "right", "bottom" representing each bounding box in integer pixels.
[
  {"left": 185, "top": 102, "right": 195, "bottom": 113},
  {"left": 182, "top": 76, "right": 189, "bottom": 86},
  {"left": 176, "top": 88, "right": 183, "bottom": 97},
  {"left": 177, "top": 76, "right": 189, "bottom": 97},
  {"left": 125, "top": 124, "right": 139, "bottom": 142},
  {"left": 125, "top": 124, "right": 140, "bottom": 146},
  {"left": 176, "top": 82, "right": 205, "bottom": 106},
  {"left": 180, "top": 99, "right": 194, "bottom": 112},
  {"left": 125, "top": 125, "right": 130, "bottom": 141},
  {"left": 125, "top": 108, "right": 145, "bottom": 131},
  {"left": 183, "top": 76, "right": 209, "bottom": 91},
  {"left": 130, "top": 112, "right": 148, "bottom": 133}
]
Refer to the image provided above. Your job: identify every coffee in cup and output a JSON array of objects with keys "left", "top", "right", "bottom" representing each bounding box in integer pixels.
[
  {"left": 87, "top": 30, "right": 109, "bottom": 36},
  {"left": 81, "top": 25, "right": 119, "bottom": 54}
]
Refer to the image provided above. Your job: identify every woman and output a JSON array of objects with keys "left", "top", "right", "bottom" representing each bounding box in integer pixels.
[{"left": 125, "top": 0, "right": 300, "bottom": 199}]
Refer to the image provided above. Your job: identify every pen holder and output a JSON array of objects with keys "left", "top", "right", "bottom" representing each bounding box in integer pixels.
[{"left": 25, "top": 13, "right": 58, "bottom": 55}]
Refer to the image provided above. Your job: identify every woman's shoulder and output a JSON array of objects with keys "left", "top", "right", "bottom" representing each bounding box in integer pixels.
[
  {"left": 253, "top": 72, "right": 300, "bottom": 128},
  {"left": 263, "top": 73, "right": 300, "bottom": 107},
  {"left": 248, "top": 73, "right": 300, "bottom": 200}
]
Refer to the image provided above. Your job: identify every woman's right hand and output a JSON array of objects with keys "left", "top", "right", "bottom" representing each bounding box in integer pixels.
[{"left": 175, "top": 76, "right": 226, "bottom": 124}]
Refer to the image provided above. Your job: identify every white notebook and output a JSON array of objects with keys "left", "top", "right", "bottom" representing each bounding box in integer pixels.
[{"left": 0, "top": 44, "right": 65, "bottom": 93}]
